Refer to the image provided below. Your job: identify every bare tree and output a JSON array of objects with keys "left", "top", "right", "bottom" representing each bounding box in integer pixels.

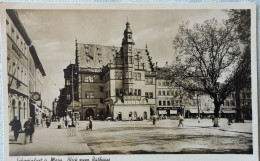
[{"left": 171, "top": 18, "right": 243, "bottom": 127}]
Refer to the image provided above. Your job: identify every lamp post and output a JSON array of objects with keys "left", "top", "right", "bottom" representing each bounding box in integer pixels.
[
  {"left": 197, "top": 92, "right": 200, "bottom": 123},
  {"left": 179, "top": 90, "right": 183, "bottom": 116}
]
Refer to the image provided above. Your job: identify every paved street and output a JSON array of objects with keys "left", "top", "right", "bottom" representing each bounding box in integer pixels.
[
  {"left": 9, "top": 123, "right": 91, "bottom": 156},
  {"left": 79, "top": 119, "right": 252, "bottom": 154},
  {"left": 9, "top": 119, "right": 252, "bottom": 155}
]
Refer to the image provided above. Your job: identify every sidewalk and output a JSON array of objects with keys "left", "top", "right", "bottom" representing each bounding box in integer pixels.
[{"left": 9, "top": 122, "right": 92, "bottom": 156}]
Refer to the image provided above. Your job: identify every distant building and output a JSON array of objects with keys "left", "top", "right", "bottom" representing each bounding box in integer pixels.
[{"left": 155, "top": 66, "right": 183, "bottom": 118}]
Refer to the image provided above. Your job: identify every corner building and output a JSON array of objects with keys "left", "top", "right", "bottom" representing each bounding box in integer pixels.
[{"left": 67, "top": 22, "right": 157, "bottom": 120}]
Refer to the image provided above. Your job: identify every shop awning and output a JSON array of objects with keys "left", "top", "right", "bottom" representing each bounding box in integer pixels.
[
  {"left": 202, "top": 111, "right": 214, "bottom": 114},
  {"left": 222, "top": 110, "right": 236, "bottom": 114},
  {"left": 190, "top": 109, "right": 199, "bottom": 114}
]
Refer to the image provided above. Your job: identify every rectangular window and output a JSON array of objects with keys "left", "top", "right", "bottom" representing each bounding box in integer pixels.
[
  {"left": 134, "top": 73, "right": 141, "bottom": 80},
  {"left": 66, "top": 79, "right": 70, "bottom": 85},
  {"left": 116, "top": 89, "right": 120, "bottom": 96},
  {"left": 146, "top": 78, "right": 153, "bottom": 84},
  {"left": 100, "top": 98, "right": 104, "bottom": 103},
  {"left": 125, "top": 71, "right": 132, "bottom": 78},
  {"left": 138, "top": 89, "right": 141, "bottom": 96},
  {"left": 67, "top": 94, "right": 71, "bottom": 100},
  {"left": 159, "top": 101, "right": 162, "bottom": 106},
  {"left": 145, "top": 92, "right": 148, "bottom": 98},
  {"left": 85, "top": 75, "right": 94, "bottom": 82},
  {"left": 85, "top": 92, "right": 95, "bottom": 98},
  {"left": 167, "top": 101, "right": 171, "bottom": 106},
  {"left": 145, "top": 92, "right": 153, "bottom": 99},
  {"left": 100, "top": 86, "right": 103, "bottom": 92},
  {"left": 115, "top": 72, "right": 119, "bottom": 79},
  {"left": 149, "top": 92, "right": 153, "bottom": 98},
  {"left": 163, "top": 101, "right": 166, "bottom": 106}
]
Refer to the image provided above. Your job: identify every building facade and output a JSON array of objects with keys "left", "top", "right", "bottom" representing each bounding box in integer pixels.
[
  {"left": 58, "top": 22, "right": 157, "bottom": 121},
  {"left": 7, "top": 9, "right": 46, "bottom": 126}
]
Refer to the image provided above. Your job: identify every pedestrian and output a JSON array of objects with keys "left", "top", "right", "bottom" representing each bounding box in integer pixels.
[
  {"left": 152, "top": 115, "right": 157, "bottom": 125},
  {"left": 9, "top": 116, "right": 21, "bottom": 141},
  {"left": 178, "top": 114, "right": 184, "bottom": 127},
  {"left": 24, "top": 117, "right": 35, "bottom": 144},
  {"left": 64, "top": 117, "right": 68, "bottom": 128},
  {"left": 228, "top": 115, "right": 232, "bottom": 125},
  {"left": 89, "top": 119, "right": 92, "bottom": 131},
  {"left": 46, "top": 117, "right": 51, "bottom": 128}
]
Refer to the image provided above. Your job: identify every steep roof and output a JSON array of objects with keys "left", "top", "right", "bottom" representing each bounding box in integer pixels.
[{"left": 77, "top": 43, "right": 154, "bottom": 71}]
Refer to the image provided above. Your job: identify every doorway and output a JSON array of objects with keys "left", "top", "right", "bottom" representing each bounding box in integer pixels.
[
  {"left": 117, "top": 112, "right": 122, "bottom": 121},
  {"left": 85, "top": 108, "right": 94, "bottom": 120},
  {"left": 144, "top": 111, "right": 147, "bottom": 120}
]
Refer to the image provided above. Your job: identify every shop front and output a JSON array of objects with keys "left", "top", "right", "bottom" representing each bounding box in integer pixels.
[{"left": 157, "top": 107, "right": 180, "bottom": 119}]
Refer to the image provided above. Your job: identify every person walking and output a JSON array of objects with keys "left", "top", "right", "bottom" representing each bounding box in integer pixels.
[
  {"left": 64, "top": 117, "right": 68, "bottom": 128},
  {"left": 178, "top": 114, "right": 184, "bottom": 127},
  {"left": 24, "top": 118, "right": 35, "bottom": 144},
  {"left": 152, "top": 115, "right": 157, "bottom": 125},
  {"left": 89, "top": 119, "right": 93, "bottom": 131},
  {"left": 46, "top": 117, "right": 51, "bottom": 128},
  {"left": 9, "top": 116, "right": 21, "bottom": 141}
]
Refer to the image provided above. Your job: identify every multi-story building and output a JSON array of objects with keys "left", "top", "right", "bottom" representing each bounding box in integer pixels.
[
  {"left": 155, "top": 66, "right": 183, "bottom": 118},
  {"left": 7, "top": 9, "right": 46, "bottom": 126},
  {"left": 58, "top": 22, "right": 157, "bottom": 121},
  {"left": 7, "top": 10, "right": 31, "bottom": 126}
]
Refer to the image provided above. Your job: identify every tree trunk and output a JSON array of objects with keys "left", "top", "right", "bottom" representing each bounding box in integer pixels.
[
  {"left": 213, "top": 103, "right": 220, "bottom": 127},
  {"left": 235, "top": 89, "right": 243, "bottom": 122}
]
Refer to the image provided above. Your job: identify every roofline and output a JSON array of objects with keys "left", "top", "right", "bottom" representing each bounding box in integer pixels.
[
  {"left": 29, "top": 45, "right": 46, "bottom": 76},
  {"left": 6, "top": 9, "right": 32, "bottom": 46},
  {"left": 77, "top": 42, "right": 147, "bottom": 51}
]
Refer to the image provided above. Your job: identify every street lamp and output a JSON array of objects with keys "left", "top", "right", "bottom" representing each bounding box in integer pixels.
[{"left": 197, "top": 92, "right": 200, "bottom": 123}]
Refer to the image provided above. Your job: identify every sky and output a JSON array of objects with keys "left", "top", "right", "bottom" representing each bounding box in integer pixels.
[{"left": 16, "top": 9, "right": 229, "bottom": 109}]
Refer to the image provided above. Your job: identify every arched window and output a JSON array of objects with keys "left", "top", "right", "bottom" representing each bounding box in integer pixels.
[{"left": 158, "top": 90, "right": 161, "bottom": 95}]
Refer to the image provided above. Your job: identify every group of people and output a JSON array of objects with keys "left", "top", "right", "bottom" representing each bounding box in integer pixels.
[
  {"left": 152, "top": 114, "right": 184, "bottom": 127},
  {"left": 9, "top": 116, "right": 34, "bottom": 144},
  {"left": 59, "top": 116, "right": 73, "bottom": 128}
]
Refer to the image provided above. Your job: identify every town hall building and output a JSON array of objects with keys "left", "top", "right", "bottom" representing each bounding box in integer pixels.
[{"left": 58, "top": 22, "right": 157, "bottom": 120}]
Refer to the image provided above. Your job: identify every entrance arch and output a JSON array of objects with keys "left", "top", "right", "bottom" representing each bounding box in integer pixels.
[
  {"left": 117, "top": 112, "right": 122, "bottom": 121},
  {"left": 85, "top": 108, "right": 94, "bottom": 120},
  {"left": 144, "top": 111, "right": 147, "bottom": 120},
  {"left": 99, "top": 111, "right": 104, "bottom": 120}
]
